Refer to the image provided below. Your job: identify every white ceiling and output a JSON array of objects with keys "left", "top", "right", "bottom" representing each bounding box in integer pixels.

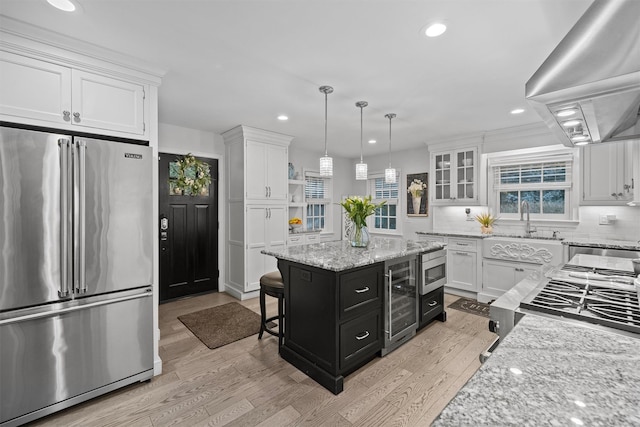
[{"left": 0, "top": 0, "right": 592, "bottom": 157}]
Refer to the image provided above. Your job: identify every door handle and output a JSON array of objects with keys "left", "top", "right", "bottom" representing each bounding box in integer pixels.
[{"left": 160, "top": 214, "right": 169, "bottom": 241}]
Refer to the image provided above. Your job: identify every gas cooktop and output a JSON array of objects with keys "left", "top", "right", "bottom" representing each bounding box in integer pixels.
[{"left": 520, "top": 263, "right": 640, "bottom": 335}]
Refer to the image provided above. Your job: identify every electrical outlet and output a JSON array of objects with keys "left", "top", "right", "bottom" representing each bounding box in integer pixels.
[{"left": 599, "top": 215, "right": 610, "bottom": 225}]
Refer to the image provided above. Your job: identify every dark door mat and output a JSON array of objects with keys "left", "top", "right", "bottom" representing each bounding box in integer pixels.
[
  {"left": 178, "top": 302, "right": 274, "bottom": 349},
  {"left": 447, "top": 297, "right": 490, "bottom": 318}
]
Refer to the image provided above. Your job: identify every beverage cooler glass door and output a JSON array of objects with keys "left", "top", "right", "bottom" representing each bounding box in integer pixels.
[
  {"left": 0, "top": 127, "right": 68, "bottom": 311},
  {"left": 386, "top": 256, "right": 417, "bottom": 340}
]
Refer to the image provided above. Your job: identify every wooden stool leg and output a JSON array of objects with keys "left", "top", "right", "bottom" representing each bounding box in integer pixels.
[
  {"left": 258, "top": 287, "right": 266, "bottom": 339},
  {"left": 277, "top": 294, "right": 284, "bottom": 351}
]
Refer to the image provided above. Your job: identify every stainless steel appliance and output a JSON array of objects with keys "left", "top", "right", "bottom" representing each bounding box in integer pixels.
[
  {"left": 0, "top": 126, "right": 154, "bottom": 427},
  {"left": 526, "top": 0, "right": 640, "bottom": 147},
  {"left": 420, "top": 249, "right": 447, "bottom": 294},
  {"left": 485, "top": 253, "right": 639, "bottom": 363},
  {"left": 418, "top": 249, "right": 447, "bottom": 329},
  {"left": 382, "top": 254, "right": 418, "bottom": 355}
]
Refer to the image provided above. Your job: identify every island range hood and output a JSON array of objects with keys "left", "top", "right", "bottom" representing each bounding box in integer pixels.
[{"left": 525, "top": 0, "right": 640, "bottom": 147}]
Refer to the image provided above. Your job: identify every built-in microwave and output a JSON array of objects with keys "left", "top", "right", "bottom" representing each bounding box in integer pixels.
[{"left": 421, "top": 249, "right": 446, "bottom": 295}]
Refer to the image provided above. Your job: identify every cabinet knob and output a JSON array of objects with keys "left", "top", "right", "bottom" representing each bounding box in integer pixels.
[
  {"left": 63, "top": 110, "right": 71, "bottom": 120},
  {"left": 73, "top": 112, "right": 81, "bottom": 122}
]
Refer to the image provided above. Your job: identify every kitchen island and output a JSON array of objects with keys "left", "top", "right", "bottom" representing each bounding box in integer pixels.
[{"left": 262, "top": 238, "right": 444, "bottom": 394}]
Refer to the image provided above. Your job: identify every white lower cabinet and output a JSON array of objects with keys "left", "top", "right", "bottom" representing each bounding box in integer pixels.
[
  {"left": 288, "top": 232, "right": 321, "bottom": 246},
  {"left": 481, "top": 259, "right": 538, "bottom": 300},
  {"left": 446, "top": 237, "right": 480, "bottom": 293},
  {"left": 479, "top": 237, "right": 563, "bottom": 303},
  {"left": 245, "top": 205, "right": 286, "bottom": 292},
  {"left": 447, "top": 250, "right": 478, "bottom": 292}
]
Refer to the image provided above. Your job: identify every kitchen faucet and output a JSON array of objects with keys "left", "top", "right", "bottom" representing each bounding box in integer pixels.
[{"left": 520, "top": 200, "right": 537, "bottom": 237}]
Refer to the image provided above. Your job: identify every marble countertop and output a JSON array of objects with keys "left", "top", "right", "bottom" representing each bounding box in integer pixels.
[
  {"left": 433, "top": 314, "right": 640, "bottom": 426},
  {"left": 262, "top": 237, "right": 444, "bottom": 272},
  {"left": 562, "top": 237, "right": 640, "bottom": 251}
]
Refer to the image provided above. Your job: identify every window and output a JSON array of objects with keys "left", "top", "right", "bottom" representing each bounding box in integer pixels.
[
  {"left": 367, "top": 173, "right": 401, "bottom": 234},
  {"left": 488, "top": 149, "right": 575, "bottom": 221},
  {"left": 305, "top": 172, "right": 331, "bottom": 230}
]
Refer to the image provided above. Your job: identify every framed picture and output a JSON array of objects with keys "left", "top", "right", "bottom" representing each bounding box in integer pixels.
[{"left": 407, "top": 172, "right": 428, "bottom": 217}]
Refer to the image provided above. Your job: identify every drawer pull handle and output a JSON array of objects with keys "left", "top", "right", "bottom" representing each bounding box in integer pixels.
[
  {"left": 428, "top": 300, "right": 438, "bottom": 307},
  {"left": 355, "top": 286, "right": 370, "bottom": 293},
  {"left": 356, "top": 331, "right": 370, "bottom": 340}
]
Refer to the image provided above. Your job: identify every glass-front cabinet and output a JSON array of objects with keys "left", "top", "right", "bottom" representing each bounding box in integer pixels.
[{"left": 431, "top": 147, "right": 478, "bottom": 205}]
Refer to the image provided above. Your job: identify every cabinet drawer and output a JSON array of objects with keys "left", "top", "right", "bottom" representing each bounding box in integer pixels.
[
  {"left": 420, "top": 288, "right": 444, "bottom": 325},
  {"left": 288, "top": 235, "right": 304, "bottom": 246},
  {"left": 305, "top": 233, "right": 320, "bottom": 243},
  {"left": 340, "top": 310, "right": 381, "bottom": 370},
  {"left": 448, "top": 238, "right": 477, "bottom": 252},
  {"left": 339, "top": 266, "right": 381, "bottom": 319}
]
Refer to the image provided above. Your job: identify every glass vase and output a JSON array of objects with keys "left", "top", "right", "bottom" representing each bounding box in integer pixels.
[{"left": 349, "top": 224, "right": 370, "bottom": 248}]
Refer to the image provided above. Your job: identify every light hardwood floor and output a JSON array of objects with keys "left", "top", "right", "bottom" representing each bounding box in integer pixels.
[{"left": 29, "top": 292, "right": 497, "bottom": 427}]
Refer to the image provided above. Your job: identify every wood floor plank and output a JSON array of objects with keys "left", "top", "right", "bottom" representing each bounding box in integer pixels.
[{"left": 23, "top": 291, "right": 497, "bottom": 427}]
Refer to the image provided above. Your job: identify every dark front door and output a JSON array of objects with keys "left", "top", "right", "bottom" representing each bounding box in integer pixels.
[{"left": 159, "top": 152, "right": 218, "bottom": 302}]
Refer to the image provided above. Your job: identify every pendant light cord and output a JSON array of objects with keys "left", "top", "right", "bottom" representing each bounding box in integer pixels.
[
  {"left": 385, "top": 113, "right": 396, "bottom": 167},
  {"left": 324, "top": 91, "right": 328, "bottom": 156}
]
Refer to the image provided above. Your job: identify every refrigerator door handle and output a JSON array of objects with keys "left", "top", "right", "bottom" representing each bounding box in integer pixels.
[
  {"left": 0, "top": 291, "right": 152, "bottom": 326},
  {"left": 76, "top": 140, "right": 87, "bottom": 294},
  {"left": 58, "top": 138, "right": 72, "bottom": 298}
]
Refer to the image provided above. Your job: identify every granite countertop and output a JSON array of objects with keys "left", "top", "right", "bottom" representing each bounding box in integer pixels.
[
  {"left": 288, "top": 228, "right": 322, "bottom": 235},
  {"left": 432, "top": 314, "right": 640, "bottom": 426},
  {"left": 416, "top": 231, "right": 489, "bottom": 239},
  {"left": 262, "top": 237, "right": 444, "bottom": 271},
  {"left": 562, "top": 237, "right": 640, "bottom": 251}
]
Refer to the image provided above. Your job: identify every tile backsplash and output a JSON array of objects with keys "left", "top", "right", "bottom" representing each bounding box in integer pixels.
[{"left": 432, "top": 205, "right": 640, "bottom": 242}]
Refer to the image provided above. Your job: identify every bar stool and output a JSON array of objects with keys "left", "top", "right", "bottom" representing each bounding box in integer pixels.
[{"left": 258, "top": 271, "right": 285, "bottom": 352}]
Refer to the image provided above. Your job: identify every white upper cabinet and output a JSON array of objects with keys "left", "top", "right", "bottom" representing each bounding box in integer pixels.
[
  {"left": 431, "top": 147, "right": 478, "bottom": 205},
  {"left": 581, "top": 141, "right": 634, "bottom": 205},
  {"left": 0, "top": 50, "right": 149, "bottom": 139},
  {"left": 245, "top": 139, "right": 288, "bottom": 202},
  {"left": 0, "top": 51, "right": 71, "bottom": 125},
  {"left": 71, "top": 70, "right": 146, "bottom": 136}
]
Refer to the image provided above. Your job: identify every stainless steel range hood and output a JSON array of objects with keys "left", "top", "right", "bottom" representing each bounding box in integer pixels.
[{"left": 525, "top": 0, "right": 640, "bottom": 147}]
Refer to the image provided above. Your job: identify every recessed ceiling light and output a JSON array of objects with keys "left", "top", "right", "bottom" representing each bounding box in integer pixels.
[
  {"left": 573, "top": 140, "right": 590, "bottom": 146},
  {"left": 277, "top": 115, "right": 288, "bottom": 121},
  {"left": 425, "top": 23, "right": 447, "bottom": 37},
  {"left": 510, "top": 108, "right": 525, "bottom": 115},
  {"left": 47, "top": 0, "right": 76, "bottom": 12},
  {"left": 509, "top": 367, "right": 523, "bottom": 375},
  {"left": 562, "top": 119, "right": 582, "bottom": 127},
  {"left": 368, "top": 139, "right": 376, "bottom": 144},
  {"left": 556, "top": 108, "right": 578, "bottom": 117}
]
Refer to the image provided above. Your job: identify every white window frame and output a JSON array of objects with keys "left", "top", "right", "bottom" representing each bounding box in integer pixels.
[
  {"left": 487, "top": 147, "right": 578, "bottom": 223},
  {"left": 304, "top": 170, "right": 332, "bottom": 232},
  {"left": 366, "top": 171, "right": 402, "bottom": 236}
]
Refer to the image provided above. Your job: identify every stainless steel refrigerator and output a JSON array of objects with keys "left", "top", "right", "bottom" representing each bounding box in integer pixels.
[{"left": 0, "top": 126, "right": 154, "bottom": 426}]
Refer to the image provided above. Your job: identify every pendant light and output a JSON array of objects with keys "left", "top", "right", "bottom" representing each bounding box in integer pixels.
[
  {"left": 384, "top": 113, "right": 397, "bottom": 183},
  {"left": 355, "top": 101, "right": 368, "bottom": 180},
  {"left": 319, "top": 85, "right": 334, "bottom": 176}
]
